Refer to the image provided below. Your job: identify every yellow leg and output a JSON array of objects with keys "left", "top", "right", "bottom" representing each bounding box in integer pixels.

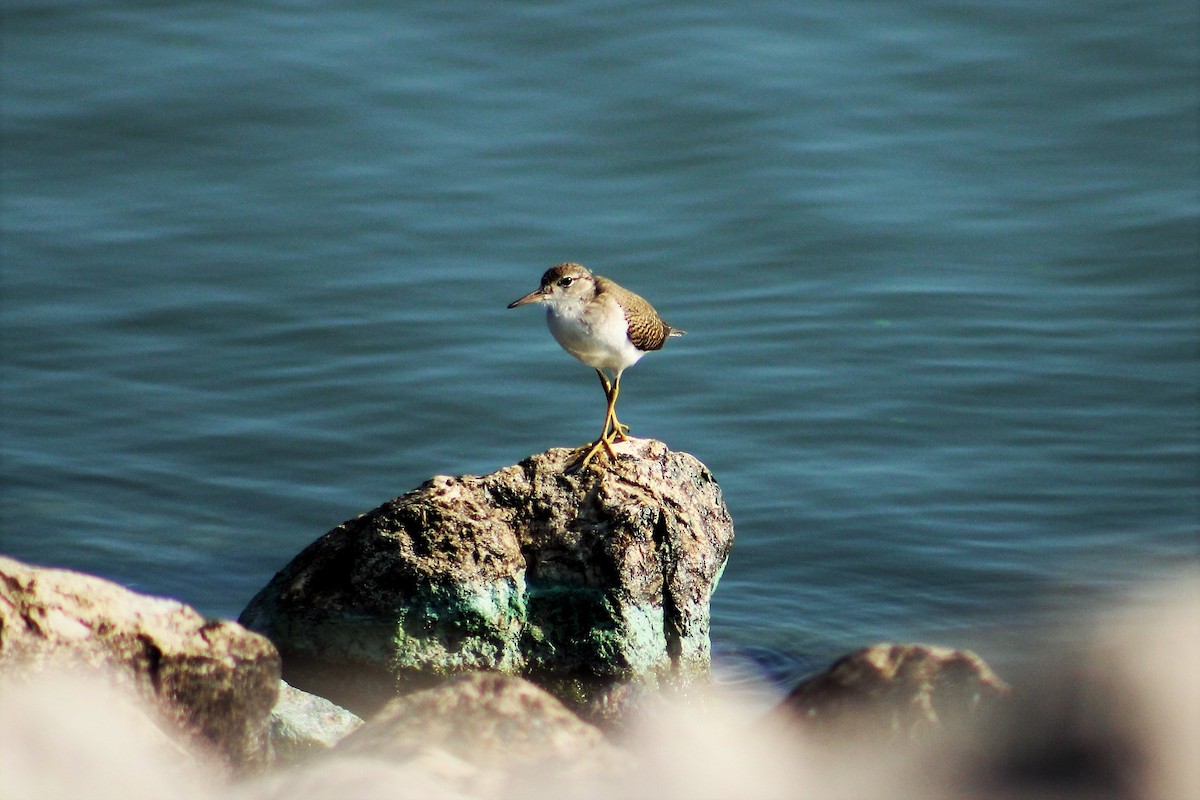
[
  {"left": 594, "top": 369, "right": 630, "bottom": 441},
  {"left": 574, "top": 369, "right": 626, "bottom": 472},
  {"left": 608, "top": 371, "right": 629, "bottom": 441}
]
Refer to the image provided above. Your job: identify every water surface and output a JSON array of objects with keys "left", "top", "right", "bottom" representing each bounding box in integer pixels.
[{"left": 3, "top": 1, "right": 1197, "bottom": 677}]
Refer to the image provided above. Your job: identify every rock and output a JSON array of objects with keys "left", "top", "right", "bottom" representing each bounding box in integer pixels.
[
  {"left": 333, "top": 671, "right": 625, "bottom": 787},
  {"left": 239, "top": 439, "right": 734, "bottom": 722},
  {"left": 771, "top": 643, "right": 1010, "bottom": 743},
  {"left": 269, "top": 680, "right": 363, "bottom": 764},
  {"left": 0, "top": 555, "right": 281, "bottom": 771}
]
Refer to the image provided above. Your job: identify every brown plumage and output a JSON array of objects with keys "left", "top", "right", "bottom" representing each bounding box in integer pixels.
[{"left": 593, "top": 275, "right": 678, "bottom": 351}]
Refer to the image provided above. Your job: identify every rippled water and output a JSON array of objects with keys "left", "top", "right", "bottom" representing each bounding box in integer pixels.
[{"left": 3, "top": 1, "right": 1197, "bottom": 675}]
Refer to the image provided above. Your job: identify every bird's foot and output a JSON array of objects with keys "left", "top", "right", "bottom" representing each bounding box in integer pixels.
[{"left": 569, "top": 434, "right": 620, "bottom": 473}]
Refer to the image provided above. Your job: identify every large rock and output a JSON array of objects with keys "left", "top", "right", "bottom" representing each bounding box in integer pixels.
[
  {"left": 239, "top": 439, "right": 734, "bottom": 721},
  {"left": 0, "top": 555, "right": 281, "bottom": 770},
  {"left": 771, "top": 643, "right": 1010, "bottom": 743}
]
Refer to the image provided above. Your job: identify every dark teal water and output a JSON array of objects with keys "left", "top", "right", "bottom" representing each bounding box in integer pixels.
[{"left": 3, "top": 2, "right": 1197, "bottom": 672}]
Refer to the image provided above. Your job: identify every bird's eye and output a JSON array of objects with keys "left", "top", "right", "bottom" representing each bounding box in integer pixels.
[{"left": 558, "top": 277, "right": 574, "bottom": 288}]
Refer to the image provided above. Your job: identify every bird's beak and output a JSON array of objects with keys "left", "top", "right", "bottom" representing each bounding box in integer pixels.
[{"left": 507, "top": 288, "right": 546, "bottom": 309}]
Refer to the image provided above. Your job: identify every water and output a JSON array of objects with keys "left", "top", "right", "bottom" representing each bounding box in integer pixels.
[{"left": 3, "top": 1, "right": 1197, "bottom": 678}]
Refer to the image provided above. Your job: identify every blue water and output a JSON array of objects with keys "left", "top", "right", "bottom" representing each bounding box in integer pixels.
[{"left": 3, "top": 1, "right": 1197, "bottom": 675}]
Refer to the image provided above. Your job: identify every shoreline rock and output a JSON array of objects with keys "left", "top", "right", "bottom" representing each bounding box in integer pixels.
[
  {"left": 769, "top": 643, "right": 1011, "bottom": 744},
  {"left": 238, "top": 439, "right": 735, "bottom": 723},
  {"left": 0, "top": 555, "right": 280, "bottom": 771},
  {"left": 269, "top": 680, "right": 364, "bottom": 764},
  {"left": 3, "top": 480, "right": 1194, "bottom": 798},
  {"left": 333, "top": 672, "right": 624, "bottom": 782}
]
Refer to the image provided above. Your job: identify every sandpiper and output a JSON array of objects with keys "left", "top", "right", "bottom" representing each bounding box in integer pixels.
[{"left": 508, "top": 263, "right": 685, "bottom": 470}]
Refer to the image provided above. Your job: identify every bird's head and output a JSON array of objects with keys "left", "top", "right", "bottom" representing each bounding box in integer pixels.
[{"left": 507, "top": 263, "right": 596, "bottom": 310}]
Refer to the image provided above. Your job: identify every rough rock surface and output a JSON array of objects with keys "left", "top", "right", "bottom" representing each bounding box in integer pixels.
[
  {"left": 239, "top": 438, "right": 734, "bottom": 720},
  {"left": 772, "top": 643, "right": 1010, "bottom": 742},
  {"left": 0, "top": 555, "right": 281, "bottom": 770},
  {"left": 333, "top": 671, "right": 625, "bottom": 791},
  {"left": 269, "top": 680, "right": 363, "bottom": 764}
]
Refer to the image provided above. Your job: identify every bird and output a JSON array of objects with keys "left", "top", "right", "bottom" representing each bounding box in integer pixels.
[{"left": 508, "top": 262, "right": 685, "bottom": 471}]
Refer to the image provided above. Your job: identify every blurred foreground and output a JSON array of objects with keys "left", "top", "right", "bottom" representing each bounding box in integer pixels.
[{"left": 3, "top": 573, "right": 1196, "bottom": 800}]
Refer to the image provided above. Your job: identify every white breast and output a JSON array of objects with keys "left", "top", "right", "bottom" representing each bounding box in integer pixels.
[{"left": 545, "top": 295, "right": 646, "bottom": 373}]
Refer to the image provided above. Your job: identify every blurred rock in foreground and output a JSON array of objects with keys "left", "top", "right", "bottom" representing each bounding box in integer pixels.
[
  {"left": 239, "top": 439, "right": 734, "bottom": 723},
  {"left": 0, "top": 555, "right": 280, "bottom": 771},
  {"left": 771, "top": 643, "right": 1011, "bottom": 743},
  {"left": 2, "top": 571, "right": 1196, "bottom": 799},
  {"left": 328, "top": 671, "right": 625, "bottom": 795}
]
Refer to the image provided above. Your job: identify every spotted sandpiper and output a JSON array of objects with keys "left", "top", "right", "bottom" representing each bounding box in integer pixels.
[{"left": 508, "top": 263, "right": 685, "bottom": 470}]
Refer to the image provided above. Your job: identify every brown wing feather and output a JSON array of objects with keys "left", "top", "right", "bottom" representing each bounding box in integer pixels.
[{"left": 594, "top": 275, "right": 676, "bottom": 352}]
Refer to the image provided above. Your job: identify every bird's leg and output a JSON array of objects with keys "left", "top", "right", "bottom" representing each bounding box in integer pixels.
[
  {"left": 598, "top": 369, "right": 630, "bottom": 440},
  {"left": 593, "top": 369, "right": 629, "bottom": 441},
  {"left": 575, "top": 411, "right": 619, "bottom": 472},
  {"left": 607, "top": 370, "right": 629, "bottom": 441},
  {"left": 595, "top": 368, "right": 612, "bottom": 396},
  {"left": 573, "top": 370, "right": 622, "bottom": 472}
]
